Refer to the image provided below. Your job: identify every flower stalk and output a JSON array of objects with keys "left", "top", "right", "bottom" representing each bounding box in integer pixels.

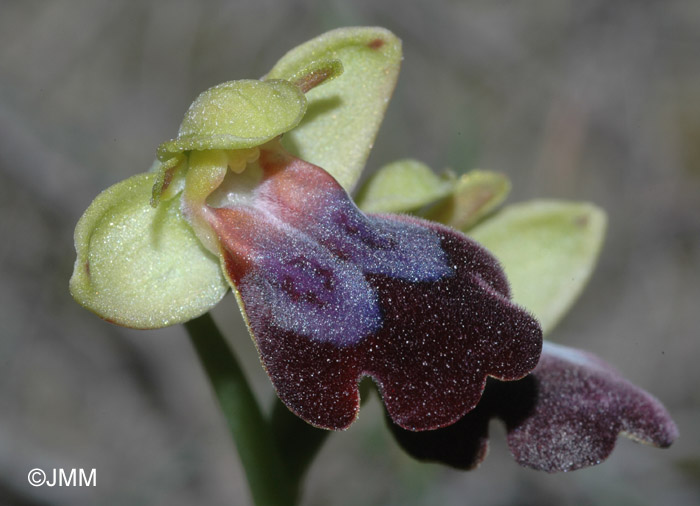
[
  {"left": 69, "top": 26, "right": 677, "bottom": 506},
  {"left": 185, "top": 313, "right": 298, "bottom": 506}
]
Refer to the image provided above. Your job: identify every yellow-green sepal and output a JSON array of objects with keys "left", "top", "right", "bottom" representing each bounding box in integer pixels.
[
  {"left": 69, "top": 173, "right": 229, "bottom": 329},
  {"left": 469, "top": 200, "right": 607, "bottom": 335},
  {"left": 266, "top": 27, "right": 402, "bottom": 191},
  {"left": 426, "top": 170, "right": 511, "bottom": 231},
  {"left": 157, "top": 79, "right": 306, "bottom": 160},
  {"left": 355, "top": 159, "right": 454, "bottom": 213}
]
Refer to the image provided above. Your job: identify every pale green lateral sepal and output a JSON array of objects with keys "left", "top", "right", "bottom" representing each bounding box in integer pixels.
[
  {"left": 355, "top": 159, "right": 454, "bottom": 213},
  {"left": 426, "top": 170, "right": 511, "bottom": 231},
  {"left": 266, "top": 27, "right": 402, "bottom": 191},
  {"left": 470, "top": 200, "right": 607, "bottom": 335},
  {"left": 157, "top": 79, "right": 307, "bottom": 160},
  {"left": 70, "top": 173, "right": 229, "bottom": 329}
]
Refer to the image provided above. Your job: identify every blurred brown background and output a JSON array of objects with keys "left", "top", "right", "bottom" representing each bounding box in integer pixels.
[{"left": 1, "top": 1, "right": 699, "bottom": 505}]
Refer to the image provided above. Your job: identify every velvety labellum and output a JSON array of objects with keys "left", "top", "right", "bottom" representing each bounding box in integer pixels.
[
  {"left": 213, "top": 206, "right": 382, "bottom": 347},
  {"left": 389, "top": 342, "right": 678, "bottom": 471},
  {"left": 207, "top": 147, "right": 542, "bottom": 431},
  {"left": 252, "top": 149, "right": 453, "bottom": 283}
]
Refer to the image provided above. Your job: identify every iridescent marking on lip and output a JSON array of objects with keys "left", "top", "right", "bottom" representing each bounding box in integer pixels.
[
  {"left": 214, "top": 206, "right": 382, "bottom": 347},
  {"left": 205, "top": 145, "right": 542, "bottom": 430},
  {"left": 253, "top": 148, "right": 454, "bottom": 282},
  {"left": 207, "top": 145, "right": 455, "bottom": 347},
  {"left": 246, "top": 214, "right": 541, "bottom": 430}
]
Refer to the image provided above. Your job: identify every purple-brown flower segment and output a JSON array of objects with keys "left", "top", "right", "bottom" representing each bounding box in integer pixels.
[
  {"left": 206, "top": 143, "right": 542, "bottom": 431},
  {"left": 389, "top": 342, "right": 678, "bottom": 471}
]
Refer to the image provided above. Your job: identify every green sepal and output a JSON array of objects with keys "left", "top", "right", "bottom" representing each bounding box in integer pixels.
[
  {"left": 355, "top": 159, "right": 454, "bottom": 213},
  {"left": 469, "top": 200, "right": 607, "bottom": 335},
  {"left": 425, "top": 170, "right": 511, "bottom": 231},
  {"left": 70, "top": 173, "right": 229, "bottom": 329},
  {"left": 266, "top": 27, "right": 402, "bottom": 191},
  {"left": 157, "top": 79, "right": 306, "bottom": 160}
]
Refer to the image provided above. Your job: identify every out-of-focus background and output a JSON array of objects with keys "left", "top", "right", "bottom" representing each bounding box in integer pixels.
[{"left": 2, "top": 1, "right": 699, "bottom": 505}]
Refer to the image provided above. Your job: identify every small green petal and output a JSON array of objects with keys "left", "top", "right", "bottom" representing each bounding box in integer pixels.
[
  {"left": 469, "top": 200, "right": 607, "bottom": 335},
  {"left": 425, "top": 170, "right": 511, "bottom": 231},
  {"left": 70, "top": 173, "right": 228, "bottom": 329},
  {"left": 151, "top": 153, "right": 186, "bottom": 207},
  {"left": 266, "top": 27, "right": 402, "bottom": 191},
  {"left": 289, "top": 58, "right": 344, "bottom": 93},
  {"left": 157, "top": 79, "right": 306, "bottom": 160},
  {"left": 355, "top": 159, "right": 454, "bottom": 213}
]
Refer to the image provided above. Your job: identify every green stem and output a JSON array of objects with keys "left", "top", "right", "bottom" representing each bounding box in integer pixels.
[
  {"left": 185, "top": 313, "right": 296, "bottom": 506},
  {"left": 270, "top": 378, "right": 374, "bottom": 484},
  {"left": 271, "top": 398, "right": 330, "bottom": 484}
]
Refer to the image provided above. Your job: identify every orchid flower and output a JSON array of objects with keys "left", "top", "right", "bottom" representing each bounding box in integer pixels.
[
  {"left": 469, "top": 206, "right": 678, "bottom": 469},
  {"left": 69, "top": 26, "right": 676, "bottom": 482},
  {"left": 357, "top": 163, "right": 678, "bottom": 469},
  {"left": 69, "top": 26, "right": 540, "bottom": 432}
]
